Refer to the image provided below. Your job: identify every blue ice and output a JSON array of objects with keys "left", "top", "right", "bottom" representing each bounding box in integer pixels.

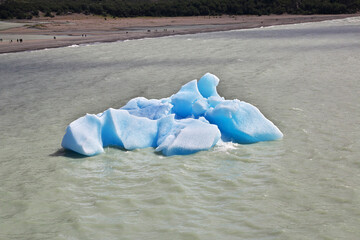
[{"left": 61, "top": 73, "right": 283, "bottom": 156}]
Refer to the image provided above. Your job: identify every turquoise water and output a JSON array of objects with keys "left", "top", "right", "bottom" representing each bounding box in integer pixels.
[{"left": 1, "top": 18, "right": 360, "bottom": 239}]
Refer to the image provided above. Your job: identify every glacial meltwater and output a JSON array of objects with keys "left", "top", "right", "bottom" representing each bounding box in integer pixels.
[{"left": 1, "top": 18, "right": 360, "bottom": 239}]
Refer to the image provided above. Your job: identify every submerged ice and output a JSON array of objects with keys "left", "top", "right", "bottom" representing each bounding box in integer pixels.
[{"left": 61, "top": 73, "right": 283, "bottom": 156}]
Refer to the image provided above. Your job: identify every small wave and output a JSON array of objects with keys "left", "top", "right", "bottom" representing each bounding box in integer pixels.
[
  {"left": 291, "top": 107, "right": 304, "bottom": 112},
  {"left": 322, "top": 16, "right": 360, "bottom": 25},
  {"left": 28, "top": 48, "right": 50, "bottom": 53},
  {"left": 345, "top": 17, "right": 360, "bottom": 23},
  {"left": 68, "top": 44, "right": 79, "bottom": 48},
  {"left": 214, "top": 140, "right": 238, "bottom": 152}
]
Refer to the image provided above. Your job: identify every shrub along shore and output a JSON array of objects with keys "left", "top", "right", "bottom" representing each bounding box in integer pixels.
[{"left": 1, "top": 0, "right": 360, "bottom": 20}]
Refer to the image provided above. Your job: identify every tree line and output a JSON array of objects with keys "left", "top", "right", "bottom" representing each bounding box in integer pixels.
[{"left": 1, "top": 0, "right": 359, "bottom": 20}]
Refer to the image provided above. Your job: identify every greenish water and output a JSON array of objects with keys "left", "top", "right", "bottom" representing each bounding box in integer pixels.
[
  {"left": 0, "top": 21, "right": 26, "bottom": 30},
  {"left": 1, "top": 17, "right": 360, "bottom": 239}
]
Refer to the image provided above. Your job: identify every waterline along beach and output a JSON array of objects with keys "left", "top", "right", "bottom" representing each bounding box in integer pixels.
[
  {"left": 0, "top": 14, "right": 359, "bottom": 54},
  {"left": 1, "top": 11, "right": 360, "bottom": 240}
]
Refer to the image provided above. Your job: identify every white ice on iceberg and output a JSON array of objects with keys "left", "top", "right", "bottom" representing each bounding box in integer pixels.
[
  {"left": 156, "top": 115, "right": 221, "bottom": 156},
  {"left": 61, "top": 73, "right": 283, "bottom": 156}
]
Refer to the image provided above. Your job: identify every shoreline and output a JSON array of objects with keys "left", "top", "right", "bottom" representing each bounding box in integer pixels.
[{"left": 1, "top": 13, "right": 359, "bottom": 54}]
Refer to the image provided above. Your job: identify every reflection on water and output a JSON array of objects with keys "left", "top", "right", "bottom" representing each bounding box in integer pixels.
[{"left": 1, "top": 17, "right": 360, "bottom": 239}]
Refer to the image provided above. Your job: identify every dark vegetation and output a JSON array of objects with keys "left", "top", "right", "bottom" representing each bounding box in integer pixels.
[{"left": 1, "top": 0, "right": 359, "bottom": 19}]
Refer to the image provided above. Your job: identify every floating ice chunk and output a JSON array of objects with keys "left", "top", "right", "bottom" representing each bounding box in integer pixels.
[
  {"left": 156, "top": 115, "right": 221, "bottom": 156},
  {"left": 121, "top": 97, "right": 172, "bottom": 120},
  {"left": 197, "top": 73, "right": 221, "bottom": 98},
  {"left": 61, "top": 114, "right": 104, "bottom": 156},
  {"left": 205, "top": 99, "right": 283, "bottom": 143},
  {"left": 61, "top": 73, "right": 283, "bottom": 157},
  {"left": 61, "top": 109, "right": 158, "bottom": 155}
]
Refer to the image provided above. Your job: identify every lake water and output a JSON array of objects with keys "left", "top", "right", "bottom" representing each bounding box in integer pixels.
[
  {"left": 1, "top": 17, "right": 360, "bottom": 239},
  {"left": 0, "top": 21, "right": 26, "bottom": 30}
]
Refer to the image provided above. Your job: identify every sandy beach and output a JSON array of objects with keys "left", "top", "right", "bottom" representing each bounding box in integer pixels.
[{"left": 0, "top": 13, "right": 359, "bottom": 54}]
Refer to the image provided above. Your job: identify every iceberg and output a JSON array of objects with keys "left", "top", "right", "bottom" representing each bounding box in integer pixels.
[{"left": 61, "top": 73, "right": 283, "bottom": 156}]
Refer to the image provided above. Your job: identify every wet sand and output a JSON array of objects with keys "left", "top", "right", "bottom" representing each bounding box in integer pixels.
[{"left": 0, "top": 13, "right": 359, "bottom": 54}]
